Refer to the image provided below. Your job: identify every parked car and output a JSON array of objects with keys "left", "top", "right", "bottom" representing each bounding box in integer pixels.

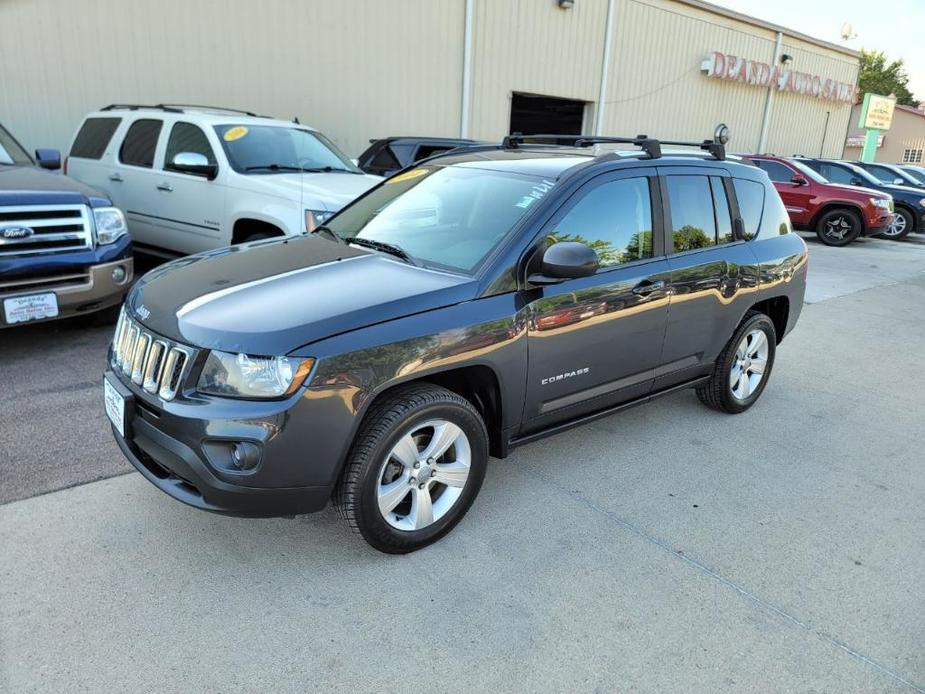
[
  {"left": 104, "top": 130, "right": 807, "bottom": 553},
  {"left": 851, "top": 160, "right": 925, "bottom": 189},
  {"left": 357, "top": 136, "right": 480, "bottom": 177},
  {"left": 66, "top": 104, "right": 381, "bottom": 257},
  {"left": 0, "top": 121, "right": 132, "bottom": 328},
  {"left": 896, "top": 164, "right": 925, "bottom": 185},
  {"left": 746, "top": 155, "right": 893, "bottom": 246},
  {"left": 794, "top": 158, "right": 925, "bottom": 240}
]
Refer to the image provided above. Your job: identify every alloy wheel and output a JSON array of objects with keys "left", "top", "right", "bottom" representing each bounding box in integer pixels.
[
  {"left": 376, "top": 419, "right": 472, "bottom": 531},
  {"left": 729, "top": 329, "right": 769, "bottom": 400},
  {"left": 823, "top": 215, "right": 852, "bottom": 240},
  {"left": 886, "top": 212, "right": 907, "bottom": 237}
]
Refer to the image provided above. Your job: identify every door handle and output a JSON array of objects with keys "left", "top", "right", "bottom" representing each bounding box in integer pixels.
[
  {"left": 156, "top": 182, "right": 173, "bottom": 192},
  {"left": 108, "top": 173, "right": 123, "bottom": 182},
  {"left": 632, "top": 279, "right": 666, "bottom": 295}
]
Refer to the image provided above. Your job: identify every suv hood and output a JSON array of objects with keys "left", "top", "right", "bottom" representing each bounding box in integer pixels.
[
  {"left": 880, "top": 183, "right": 925, "bottom": 201},
  {"left": 0, "top": 165, "right": 111, "bottom": 207},
  {"left": 235, "top": 171, "right": 382, "bottom": 211},
  {"left": 127, "top": 235, "right": 476, "bottom": 354},
  {"left": 824, "top": 182, "right": 889, "bottom": 199}
]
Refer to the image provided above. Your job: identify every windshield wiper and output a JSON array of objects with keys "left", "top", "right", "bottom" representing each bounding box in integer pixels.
[
  {"left": 300, "top": 166, "right": 360, "bottom": 174},
  {"left": 348, "top": 237, "right": 422, "bottom": 266},
  {"left": 309, "top": 225, "right": 345, "bottom": 245},
  {"left": 244, "top": 164, "right": 307, "bottom": 173}
]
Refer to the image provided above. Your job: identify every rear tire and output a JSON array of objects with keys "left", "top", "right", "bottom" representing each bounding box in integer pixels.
[
  {"left": 880, "top": 207, "right": 913, "bottom": 240},
  {"left": 334, "top": 384, "right": 488, "bottom": 553},
  {"left": 815, "top": 208, "right": 861, "bottom": 246},
  {"left": 697, "top": 311, "right": 776, "bottom": 414}
]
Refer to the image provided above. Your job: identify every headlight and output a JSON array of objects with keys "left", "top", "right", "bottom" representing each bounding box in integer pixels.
[
  {"left": 305, "top": 209, "right": 335, "bottom": 232},
  {"left": 871, "top": 198, "right": 893, "bottom": 210},
  {"left": 919, "top": 198, "right": 925, "bottom": 207},
  {"left": 93, "top": 206, "right": 128, "bottom": 244},
  {"left": 198, "top": 351, "right": 314, "bottom": 399}
]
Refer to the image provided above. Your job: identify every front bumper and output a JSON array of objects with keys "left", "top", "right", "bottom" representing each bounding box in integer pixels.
[
  {"left": 106, "top": 370, "right": 333, "bottom": 517},
  {"left": 0, "top": 257, "right": 134, "bottom": 327}
]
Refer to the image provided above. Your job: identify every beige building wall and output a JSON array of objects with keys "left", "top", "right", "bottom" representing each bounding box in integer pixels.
[
  {"left": 0, "top": 0, "right": 858, "bottom": 159},
  {"left": 843, "top": 104, "right": 925, "bottom": 163},
  {"left": 0, "top": 0, "right": 466, "bottom": 157}
]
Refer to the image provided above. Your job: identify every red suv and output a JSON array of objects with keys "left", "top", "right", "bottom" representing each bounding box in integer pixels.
[{"left": 747, "top": 155, "right": 894, "bottom": 246}]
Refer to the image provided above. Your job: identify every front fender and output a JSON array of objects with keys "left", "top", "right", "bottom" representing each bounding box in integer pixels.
[{"left": 290, "top": 293, "right": 527, "bottom": 483}]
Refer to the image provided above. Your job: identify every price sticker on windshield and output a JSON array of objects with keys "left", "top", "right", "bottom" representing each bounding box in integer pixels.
[
  {"left": 387, "top": 168, "right": 429, "bottom": 184},
  {"left": 223, "top": 126, "right": 249, "bottom": 142}
]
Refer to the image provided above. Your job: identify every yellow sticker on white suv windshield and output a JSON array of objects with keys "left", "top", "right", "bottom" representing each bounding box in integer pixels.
[
  {"left": 223, "top": 126, "right": 249, "bottom": 142},
  {"left": 387, "top": 168, "right": 429, "bottom": 184}
]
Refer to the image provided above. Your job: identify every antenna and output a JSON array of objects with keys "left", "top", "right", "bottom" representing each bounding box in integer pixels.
[{"left": 840, "top": 22, "right": 857, "bottom": 41}]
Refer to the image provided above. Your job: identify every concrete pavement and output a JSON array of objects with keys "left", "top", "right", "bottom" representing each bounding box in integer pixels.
[{"left": 2, "top": 237, "right": 924, "bottom": 692}]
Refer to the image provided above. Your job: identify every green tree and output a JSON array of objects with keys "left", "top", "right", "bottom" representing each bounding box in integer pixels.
[{"left": 858, "top": 49, "right": 918, "bottom": 107}]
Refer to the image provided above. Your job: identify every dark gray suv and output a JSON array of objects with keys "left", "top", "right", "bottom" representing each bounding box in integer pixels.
[{"left": 104, "top": 132, "right": 807, "bottom": 552}]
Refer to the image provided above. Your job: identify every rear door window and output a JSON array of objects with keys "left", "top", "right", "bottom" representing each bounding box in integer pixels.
[
  {"left": 119, "top": 119, "right": 162, "bottom": 168},
  {"left": 70, "top": 117, "right": 121, "bottom": 159},
  {"left": 816, "top": 163, "right": 854, "bottom": 185},
  {"left": 665, "top": 175, "right": 717, "bottom": 251},
  {"left": 368, "top": 144, "right": 400, "bottom": 173}
]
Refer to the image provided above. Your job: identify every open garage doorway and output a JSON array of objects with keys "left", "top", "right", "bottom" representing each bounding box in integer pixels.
[{"left": 509, "top": 92, "right": 586, "bottom": 137}]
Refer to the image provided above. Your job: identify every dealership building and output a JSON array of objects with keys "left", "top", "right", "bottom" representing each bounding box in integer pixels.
[
  {"left": 0, "top": 0, "right": 860, "bottom": 159},
  {"left": 844, "top": 103, "right": 925, "bottom": 164}
]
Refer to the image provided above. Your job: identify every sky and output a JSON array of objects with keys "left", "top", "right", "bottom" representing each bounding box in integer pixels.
[{"left": 712, "top": 0, "right": 925, "bottom": 103}]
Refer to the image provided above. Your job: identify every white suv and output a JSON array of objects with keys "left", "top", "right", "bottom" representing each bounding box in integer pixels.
[{"left": 65, "top": 105, "right": 381, "bottom": 256}]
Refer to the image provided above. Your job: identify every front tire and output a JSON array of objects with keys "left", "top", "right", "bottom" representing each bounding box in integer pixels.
[
  {"left": 815, "top": 208, "right": 861, "bottom": 246},
  {"left": 880, "top": 207, "right": 913, "bottom": 240},
  {"left": 334, "top": 384, "right": 488, "bottom": 553},
  {"left": 697, "top": 311, "right": 776, "bottom": 414}
]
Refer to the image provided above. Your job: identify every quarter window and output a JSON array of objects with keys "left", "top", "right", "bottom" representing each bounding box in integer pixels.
[
  {"left": 164, "top": 122, "right": 216, "bottom": 171},
  {"left": 70, "top": 117, "right": 121, "bottom": 160},
  {"left": 665, "top": 175, "right": 717, "bottom": 251},
  {"left": 119, "top": 119, "right": 162, "bottom": 168},
  {"left": 732, "top": 179, "right": 764, "bottom": 240},
  {"left": 902, "top": 148, "right": 923, "bottom": 164},
  {"left": 548, "top": 177, "right": 654, "bottom": 268}
]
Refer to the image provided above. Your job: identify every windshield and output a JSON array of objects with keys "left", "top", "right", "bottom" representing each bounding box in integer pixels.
[
  {"left": 864, "top": 163, "right": 915, "bottom": 185},
  {"left": 839, "top": 162, "right": 881, "bottom": 186},
  {"left": 788, "top": 158, "right": 827, "bottom": 184},
  {"left": 0, "top": 124, "right": 33, "bottom": 166},
  {"left": 214, "top": 124, "right": 360, "bottom": 174},
  {"left": 325, "top": 165, "right": 555, "bottom": 273}
]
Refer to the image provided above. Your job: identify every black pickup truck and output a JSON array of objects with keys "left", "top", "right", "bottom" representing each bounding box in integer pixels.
[
  {"left": 0, "top": 122, "right": 132, "bottom": 328},
  {"left": 104, "top": 130, "right": 807, "bottom": 553}
]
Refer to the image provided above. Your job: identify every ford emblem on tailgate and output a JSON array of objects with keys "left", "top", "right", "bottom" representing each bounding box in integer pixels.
[{"left": 0, "top": 225, "right": 35, "bottom": 240}]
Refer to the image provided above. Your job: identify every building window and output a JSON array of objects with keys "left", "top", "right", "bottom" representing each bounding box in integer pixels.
[{"left": 902, "top": 148, "right": 923, "bottom": 164}]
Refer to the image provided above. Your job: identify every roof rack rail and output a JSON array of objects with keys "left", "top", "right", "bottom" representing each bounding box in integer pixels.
[
  {"left": 157, "top": 103, "right": 265, "bottom": 117},
  {"left": 100, "top": 103, "right": 268, "bottom": 117},
  {"left": 100, "top": 103, "right": 183, "bottom": 113},
  {"left": 501, "top": 125, "right": 730, "bottom": 161}
]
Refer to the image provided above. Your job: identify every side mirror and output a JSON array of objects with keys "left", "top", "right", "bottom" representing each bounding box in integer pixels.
[
  {"left": 791, "top": 174, "right": 808, "bottom": 186},
  {"left": 169, "top": 152, "right": 217, "bottom": 180},
  {"left": 894, "top": 177, "right": 905, "bottom": 185},
  {"left": 34, "top": 148, "right": 61, "bottom": 170},
  {"left": 528, "top": 241, "right": 599, "bottom": 285},
  {"left": 850, "top": 177, "right": 864, "bottom": 186}
]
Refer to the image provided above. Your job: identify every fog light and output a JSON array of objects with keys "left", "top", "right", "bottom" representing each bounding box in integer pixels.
[
  {"left": 111, "top": 265, "right": 127, "bottom": 283},
  {"left": 231, "top": 442, "right": 260, "bottom": 470}
]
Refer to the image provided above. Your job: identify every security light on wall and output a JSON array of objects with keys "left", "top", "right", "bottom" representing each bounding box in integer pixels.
[
  {"left": 780, "top": 54, "right": 793, "bottom": 66},
  {"left": 557, "top": 0, "right": 575, "bottom": 8}
]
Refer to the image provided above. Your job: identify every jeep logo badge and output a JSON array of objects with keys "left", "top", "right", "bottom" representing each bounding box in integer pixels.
[{"left": 0, "top": 225, "right": 35, "bottom": 240}]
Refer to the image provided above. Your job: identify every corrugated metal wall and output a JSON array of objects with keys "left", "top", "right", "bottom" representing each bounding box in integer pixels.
[
  {"left": 0, "top": 0, "right": 857, "bottom": 158},
  {"left": 0, "top": 0, "right": 466, "bottom": 157}
]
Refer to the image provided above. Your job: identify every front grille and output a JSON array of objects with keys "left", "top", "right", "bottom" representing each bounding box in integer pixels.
[
  {"left": 0, "top": 204, "right": 93, "bottom": 256},
  {"left": 111, "top": 308, "right": 193, "bottom": 401},
  {"left": 0, "top": 269, "right": 90, "bottom": 293}
]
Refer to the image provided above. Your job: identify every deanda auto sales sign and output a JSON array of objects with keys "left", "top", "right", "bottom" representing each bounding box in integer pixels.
[{"left": 701, "top": 51, "right": 858, "bottom": 103}]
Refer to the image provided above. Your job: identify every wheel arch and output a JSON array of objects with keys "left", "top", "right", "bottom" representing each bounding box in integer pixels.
[
  {"left": 745, "top": 295, "right": 789, "bottom": 344},
  {"left": 807, "top": 201, "right": 865, "bottom": 231},
  {"left": 231, "top": 217, "right": 286, "bottom": 244}
]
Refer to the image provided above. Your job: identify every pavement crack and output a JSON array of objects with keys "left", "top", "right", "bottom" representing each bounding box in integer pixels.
[{"left": 535, "top": 469, "right": 925, "bottom": 693}]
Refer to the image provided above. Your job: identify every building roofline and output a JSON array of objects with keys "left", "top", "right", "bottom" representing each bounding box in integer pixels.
[
  {"left": 673, "top": 0, "right": 861, "bottom": 59},
  {"left": 895, "top": 104, "right": 925, "bottom": 118}
]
